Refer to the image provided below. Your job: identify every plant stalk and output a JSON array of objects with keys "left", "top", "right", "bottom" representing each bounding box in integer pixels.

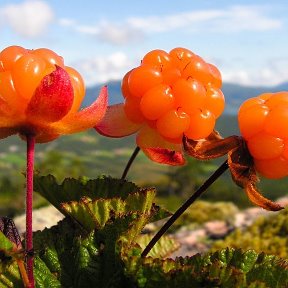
[
  {"left": 121, "top": 146, "right": 140, "bottom": 180},
  {"left": 26, "top": 135, "right": 35, "bottom": 287},
  {"left": 141, "top": 159, "right": 229, "bottom": 257}
]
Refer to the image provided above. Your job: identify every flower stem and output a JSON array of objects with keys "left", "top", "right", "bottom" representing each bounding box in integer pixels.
[
  {"left": 26, "top": 135, "right": 35, "bottom": 287},
  {"left": 141, "top": 159, "right": 229, "bottom": 257},
  {"left": 121, "top": 146, "right": 140, "bottom": 180}
]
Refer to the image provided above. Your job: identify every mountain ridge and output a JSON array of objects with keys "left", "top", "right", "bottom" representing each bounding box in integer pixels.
[{"left": 84, "top": 80, "right": 288, "bottom": 115}]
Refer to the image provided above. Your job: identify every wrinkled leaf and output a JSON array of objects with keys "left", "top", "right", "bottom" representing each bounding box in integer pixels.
[
  {"left": 136, "top": 234, "right": 180, "bottom": 258},
  {"left": 0, "top": 218, "right": 22, "bottom": 249},
  {"left": 125, "top": 248, "right": 288, "bottom": 288},
  {"left": 0, "top": 232, "right": 14, "bottom": 252}
]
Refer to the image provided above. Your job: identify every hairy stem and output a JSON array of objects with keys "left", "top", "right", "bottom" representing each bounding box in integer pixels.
[
  {"left": 141, "top": 160, "right": 229, "bottom": 257},
  {"left": 121, "top": 146, "right": 140, "bottom": 180},
  {"left": 26, "top": 135, "right": 35, "bottom": 287}
]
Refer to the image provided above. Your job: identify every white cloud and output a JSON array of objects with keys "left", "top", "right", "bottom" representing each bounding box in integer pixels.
[
  {"left": 0, "top": 0, "right": 54, "bottom": 38},
  {"left": 127, "top": 5, "right": 281, "bottom": 33},
  {"left": 60, "top": 19, "right": 143, "bottom": 45},
  {"left": 74, "top": 52, "right": 135, "bottom": 85},
  {"left": 58, "top": 18, "right": 75, "bottom": 27},
  {"left": 96, "top": 22, "right": 144, "bottom": 45},
  {"left": 222, "top": 58, "right": 288, "bottom": 86},
  {"left": 127, "top": 10, "right": 223, "bottom": 33},
  {"left": 62, "top": 5, "right": 282, "bottom": 46}
]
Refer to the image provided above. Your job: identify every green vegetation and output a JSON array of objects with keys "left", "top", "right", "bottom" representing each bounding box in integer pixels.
[
  {"left": 211, "top": 208, "right": 288, "bottom": 259},
  {"left": 1, "top": 175, "right": 287, "bottom": 287}
]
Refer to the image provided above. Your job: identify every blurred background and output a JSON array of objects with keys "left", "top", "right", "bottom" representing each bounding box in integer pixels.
[{"left": 0, "top": 0, "right": 288, "bottom": 218}]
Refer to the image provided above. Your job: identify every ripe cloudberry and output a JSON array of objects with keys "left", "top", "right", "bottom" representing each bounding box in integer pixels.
[
  {"left": 122, "top": 48, "right": 225, "bottom": 141},
  {"left": 96, "top": 48, "right": 225, "bottom": 166},
  {"left": 238, "top": 92, "right": 288, "bottom": 179},
  {"left": 0, "top": 45, "right": 107, "bottom": 142}
]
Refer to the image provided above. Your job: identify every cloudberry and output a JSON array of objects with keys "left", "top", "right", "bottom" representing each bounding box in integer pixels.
[
  {"left": 238, "top": 92, "right": 288, "bottom": 179},
  {"left": 122, "top": 48, "right": 225, "bottom": 141}
]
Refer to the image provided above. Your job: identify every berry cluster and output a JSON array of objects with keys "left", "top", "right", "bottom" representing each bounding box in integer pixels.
[
  {"left": 121, "top": 48, "right": 225, "bottom": 142},
  {"left": 0, "top": 45, "right": 84, "bottom": 113},
  {"left": 0, "top": 45, "right": 107, "bottom": 144},
  {"left": 238, "top": 92, "right": 288, "bottom": 179}
]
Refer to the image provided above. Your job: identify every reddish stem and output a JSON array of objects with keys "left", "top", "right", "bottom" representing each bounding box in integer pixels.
[{"left": 26, "top": 135, "right": 35, "bottom": 287}]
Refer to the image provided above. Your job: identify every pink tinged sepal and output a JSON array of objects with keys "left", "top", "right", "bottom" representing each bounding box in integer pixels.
[
  {"left": 95, "top": 103, "right": 141, "bottom": 137},
  {"left": 142, "top": 147, "right": 185, "bottom": 166},
  {"left": 26, "top": 66, "right": 74, "bottom": 123},
  {"left": 136, "top": 125, "right": 185, "bottom": 165},
  {"left": 50, "top": 86, "right": 108, "bottom": 134}
]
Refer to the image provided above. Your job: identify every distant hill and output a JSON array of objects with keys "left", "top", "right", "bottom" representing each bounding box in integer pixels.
[{"left": 84, "top": 80, "right": 288, "bottom": 115}]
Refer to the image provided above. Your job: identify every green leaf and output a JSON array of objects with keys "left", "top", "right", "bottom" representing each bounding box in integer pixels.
[
  {"left": 149, "top": 204, "right": 171, "bottom": 223},
  {"left": 0, "top": 260, "right": 23, "bottom": 288},
  {"left": 34, "top": 175, "right": 167, "bottom": 235},
  {"left": 136, "top": 234, "right": 180, "bottom": 258},
  {"left": 34, "top": 258, "right": 61, "bottom": 288},
  {"left": 124, "top": 248, "right": 288, "bottom": 287},
  {"left": 0, "top": 232, "right": 13, "bottom": 252},
  {"left": 33, "top": 175, "right": 139, "bottom": 215},
  {"left": 33, "top": 218, "right": 134, "bottom": 287},
  {"left": 0, "top": 232, "right": 23, "bottom": 287},
  {"left": 32, "top": 175, "right": 288, "bottom": 287}
]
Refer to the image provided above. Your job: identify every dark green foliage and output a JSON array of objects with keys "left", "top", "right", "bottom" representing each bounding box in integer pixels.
[
  {"left": 0, "top": 176, "right": 287, "bottom": 287},
  {"left": 125, "top": 249, "right": 288, "bottom": 288}
]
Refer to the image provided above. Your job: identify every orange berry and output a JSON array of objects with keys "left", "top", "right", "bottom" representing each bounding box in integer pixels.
[
  {"left": 282, "top": 140, "right": 288, "bottom": 160},
  {"left": 121, "top": 47, "right": 224, "bottom": 147},
  {"left": 238, "top": 97, "right": 265, "bottom": 114},
  {"left": 238, "top": 101, "right": 269, "bottom": 139},
  {"left": 128, "top": 66, "right": 163, "bottom": 97},
  {"left": 142, "top": 49, "right": 172, "bottom": 71},
  {"left": 121, "top": 70, "right": 133, "bottom": 98},
  {"left": 124, "top": 96, "right": 145, "bottom": 123},
  {"left": 208, "top": 63, "right": 222, "bottom": 88},
  {"left": 258, "top": 92, "right": 273, "bottom": 101},
  {"left": 204, "top": 86, "right": 225, "bottom": 118},
  {"left": 140, "top": 84, "right": 175, "bottom": 120},
  {"left": 169, "top": 47, "right": 195, "bottom": 71},
  {"left": 184, "top": 109, "right": 215, "bottom": 140},
  {"left": 247, "top": 132, "right": 284, "bottom": 160},
  {"left": 172, "top": 78, "right": 206, "bottom": 115},
  {"left": 264, "top": 91, "right": 288, "bottom": 110},
  {"left": 0, "top": 71, "right": 26, "bottom": 109},
  {"left": 156, "top": 109, "right": 190, "bottom": 139},
  {"left": 11, "top": 53, "right": 54, "bottom": 100},
  {"left": 264, "top": 106, "right": 288, "bottom": 139},
  {"left": 31, "top": 48, "right": 64, "bottom": 67},
  {"left": 65, "top": 66, "right": 85, "bottom": 112},
  {"left": 162, "top": 67, "right": 181, "bottom": 85},
  {"left": 181, "top": 55, "right": 211, "bottom": 85},
  {"left": 0, "top": 45, "right": 28, "bottom": 71},
  {"left": 254, "top": 157, "right": 288, "bottom": 179},
  {"left": 239, "top": 92, "right": 288, "bottom": 179}
]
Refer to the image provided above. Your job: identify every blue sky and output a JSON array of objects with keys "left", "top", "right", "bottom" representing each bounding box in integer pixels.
[{"left": 0, "top": 0, "right": 288, "bottom": 87}]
